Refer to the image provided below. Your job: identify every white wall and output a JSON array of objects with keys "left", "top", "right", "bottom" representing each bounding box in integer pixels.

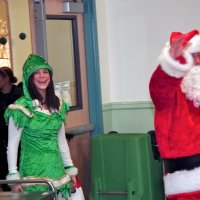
[{"left": 96, "top": 0, "right": 200, "bottom": 103}]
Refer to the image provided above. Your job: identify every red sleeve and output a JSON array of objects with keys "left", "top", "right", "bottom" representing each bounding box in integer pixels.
[{"left": 149, "top": 66, "right": 182, "bottom": 110}]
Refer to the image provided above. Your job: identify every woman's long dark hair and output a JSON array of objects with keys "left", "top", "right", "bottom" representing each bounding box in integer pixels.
[{"left": 28, "top": 71, "right": 60, "bottom": 111}]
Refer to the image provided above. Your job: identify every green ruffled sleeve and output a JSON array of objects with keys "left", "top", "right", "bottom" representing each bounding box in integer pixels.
[
  {"left": 4, "top": 97, "right": 33, "bottom": 128},
  {"left": 59, "top": 100, "right": 70, "bottom": 124}
]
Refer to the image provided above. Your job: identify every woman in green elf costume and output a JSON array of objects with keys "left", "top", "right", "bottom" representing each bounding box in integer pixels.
[{"left": 4, "top": 54, "right": 77, "bottom": 199}]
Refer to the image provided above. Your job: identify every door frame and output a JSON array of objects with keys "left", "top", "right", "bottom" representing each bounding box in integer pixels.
[{"left": 83, "top": 0, "right": 103, "bottom": 135}]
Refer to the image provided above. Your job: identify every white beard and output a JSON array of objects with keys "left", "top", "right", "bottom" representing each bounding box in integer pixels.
[{"left": 181, "top": 66, "right": 200, "bottom": 108}]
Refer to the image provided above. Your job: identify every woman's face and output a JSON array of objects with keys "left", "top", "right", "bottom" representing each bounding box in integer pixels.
[
  {"left": 32, "top": 68, "right": 50, "bottom": 94},
  {"left": 0, "top": 74, "right": 8, "bottom": 90}
]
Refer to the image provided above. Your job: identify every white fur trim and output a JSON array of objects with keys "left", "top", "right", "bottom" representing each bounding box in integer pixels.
[
  {"left": 8, "top": 104, "right": 34, "bottom": 118},
  {"left": 164, "top": 166, "right": 200, "bottom": 196},
  {"left": 6, "top": 171, "right": 20, "bottom": 180},
  {"left": 159, "top": 42, "right": 193, "bottom": 78},
  {"left": 66, "top": 167, "right": 78, "bottom": 176},
  {"left": 22, "top": 174, "right": 71, "bottom": 189},
  {"left": 188, "top": 35, "right": 200, "bottom": 53}
]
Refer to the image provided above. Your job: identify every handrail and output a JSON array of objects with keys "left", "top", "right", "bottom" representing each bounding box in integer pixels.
[
  {"left": 0, "top": 179, "right": 55, "bottom": 192},
  {"left": 0, "top": 179, "right": 56, "bottom": 200},
  {"left": 66, "top": 123, "right": 94, "bottom": 136}
]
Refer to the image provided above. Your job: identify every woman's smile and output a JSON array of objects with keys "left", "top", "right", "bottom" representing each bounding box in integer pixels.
[{"left": 33, "top": 68, "right": 50, "bottom": 93}]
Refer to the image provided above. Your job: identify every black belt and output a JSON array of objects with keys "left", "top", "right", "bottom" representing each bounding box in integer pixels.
[{"left": 163, "top": 154, "right": 200, "bottom": 173}]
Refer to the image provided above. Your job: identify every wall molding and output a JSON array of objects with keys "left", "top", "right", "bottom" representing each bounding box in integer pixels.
[{"left": 103, "top": 101, "right": 154, "bottom": 111}]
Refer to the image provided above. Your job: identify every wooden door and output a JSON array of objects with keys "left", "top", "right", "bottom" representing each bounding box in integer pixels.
[
  {"left": 31, "top": 0, "right": 91, "bottom": 199},
  {"left": 47, "top": 2, "right": 90, "bottom": 199}
]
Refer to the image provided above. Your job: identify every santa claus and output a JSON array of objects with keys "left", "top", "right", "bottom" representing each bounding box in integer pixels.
[{"left": 149, "top": 30, "right": 200, "bottom": 200}]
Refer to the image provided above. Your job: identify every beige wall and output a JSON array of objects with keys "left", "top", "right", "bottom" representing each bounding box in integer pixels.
[
  {"left": 0, "top": 0, "right": 11, "bottom": 67},
  {"left": 8, "top": 0, "right": 32, "bottom": 83}
]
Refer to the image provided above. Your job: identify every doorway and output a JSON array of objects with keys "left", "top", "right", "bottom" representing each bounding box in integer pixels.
[{"left": 33, "top": 0, "right": 103, "bottom": 199}]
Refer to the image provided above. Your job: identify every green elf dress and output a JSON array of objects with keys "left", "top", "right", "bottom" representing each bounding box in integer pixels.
[{"left": 4, "top": 54, "right": 77, "bottom": 199}]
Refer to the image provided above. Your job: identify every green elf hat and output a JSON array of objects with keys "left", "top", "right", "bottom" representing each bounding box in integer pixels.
[
  {"left": 22, "top": 54, "right": 53, "bottom": 108},
  {"left": 23, "top": 54, "right": 53, "bottom": 86}
]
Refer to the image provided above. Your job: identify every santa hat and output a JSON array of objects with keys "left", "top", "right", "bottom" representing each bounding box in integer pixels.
[
  {"left": 188, "top": 34, "right": 200, "bottom": 53},
  {"left": 170, "top": 30, "right": 200, "bottom": 53}
]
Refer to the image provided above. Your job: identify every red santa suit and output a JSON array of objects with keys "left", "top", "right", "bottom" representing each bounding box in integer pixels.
[{"left": 149, "top": 30, "right": 200, "bottom": 200}]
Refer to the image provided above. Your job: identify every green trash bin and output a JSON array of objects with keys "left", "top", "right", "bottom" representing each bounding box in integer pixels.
[{"left": 90, "top": 133, "right": 165, "bottom": 200}]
